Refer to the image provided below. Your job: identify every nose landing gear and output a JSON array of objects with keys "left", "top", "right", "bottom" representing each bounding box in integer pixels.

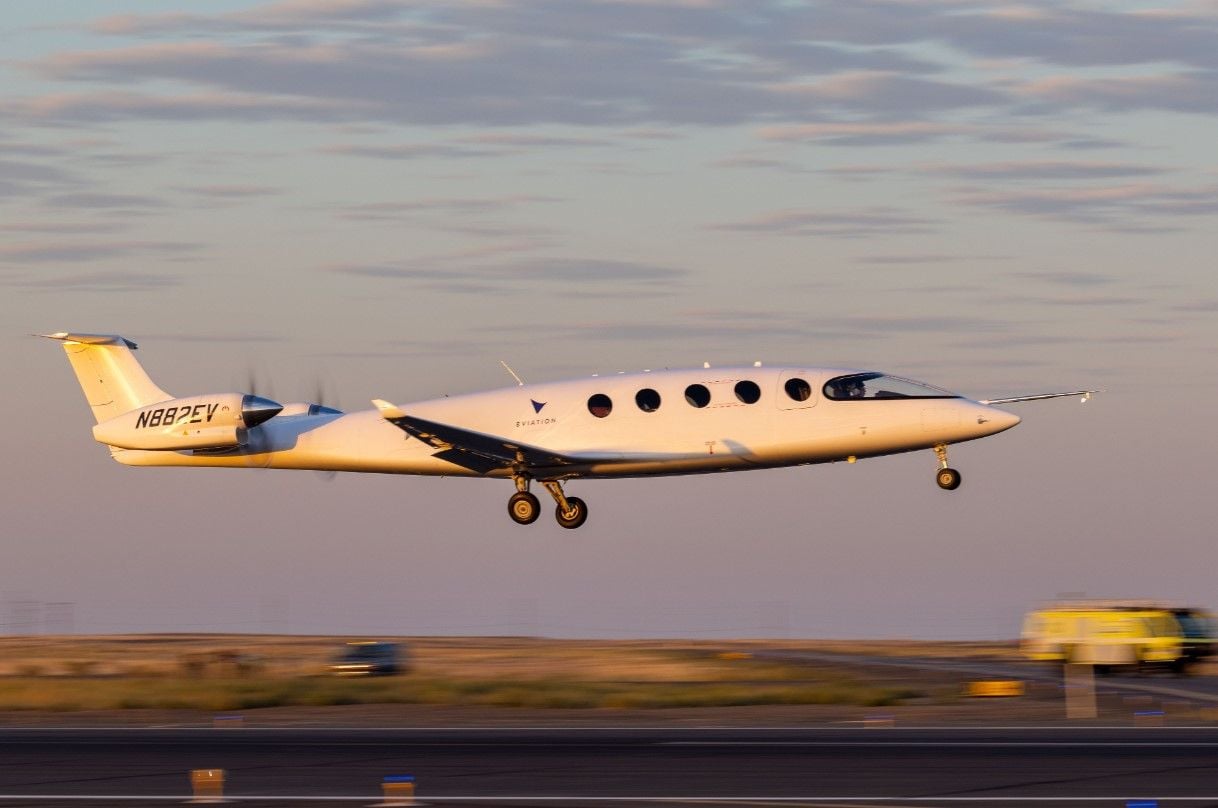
[
  {"left": 507, "top": 476, "right": 589, "bottom": 528},
  {"left": 934, "top": 443, "right": 962, "bottom": 491}
]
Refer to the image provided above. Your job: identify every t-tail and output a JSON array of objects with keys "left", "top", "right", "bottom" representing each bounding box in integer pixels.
[{"left": 40, "top": 332, "right": 282, "bottom": 453}]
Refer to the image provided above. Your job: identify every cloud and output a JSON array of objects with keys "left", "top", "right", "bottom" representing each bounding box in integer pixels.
[
  {"left": 1172, "top": 299, "right": 1218, "bottom": 313},
  {"left": 335, "top": 195, "right": 561, "bottom": 222},
  {"left": 758, "top": 122, "right": 976, "bottom": 147},
  {"left": 477, "top": 310, "right": 1005, "bottom": 347},
  {"left": 771, "top": 71, "right": 1006, "bottom": 114},
  {"left": 918, "top": 160, "right": 1165, "bottom": 181},
  {"left": 332, "top": 256, "right": 686, "bottom": 295},
  {"left": 0, "top": 240, "right": 199, "bottom": 263},
  {"left": 172, "top": 184, "right": 281, "bottom": 199},
  {"left": 949, "top": 182, "right": 1218, "bottom": 225},
  {"left": 855, "top": 254, "right": 968, "bottom": 265},
  {"left": 1011, "top": 271, "right": 1116, "bottom": 287},
  {"left": 710, "top": 207, "right": 936, "bottom": 238},
  {"left": 13, "top": 0, "right": 1218, "bottom": 134},
  {"left": 1017, "top": 72, "right": 1218, "bottom": 114},
  {"left": 322, "top": 143, "right": 503, "bottom": 161},
  {"left": 45, "top": 191, "right": 166, "bottom": 210},
  {"left": 0, "top": 159, "right": 74, "bottom": 184},
  {"left": 6, "top": 270, "right": 184, "bottom": 293},
  {"left": 0, "top": 222, "right": 120, "bottom": 235}
]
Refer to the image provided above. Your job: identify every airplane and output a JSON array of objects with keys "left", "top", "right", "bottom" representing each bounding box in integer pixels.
[{"left": 40, "top": 332, "right": 1095, "bottom": 529}]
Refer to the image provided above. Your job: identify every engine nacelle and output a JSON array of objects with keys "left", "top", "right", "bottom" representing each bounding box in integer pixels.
[{"left": 92, "top": 393, "right": 282, "bottom": 450}]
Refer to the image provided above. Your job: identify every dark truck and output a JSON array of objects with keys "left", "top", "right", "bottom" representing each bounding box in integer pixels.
[{"left": 329, "top": 641, "right": 406, "bottom": 676}]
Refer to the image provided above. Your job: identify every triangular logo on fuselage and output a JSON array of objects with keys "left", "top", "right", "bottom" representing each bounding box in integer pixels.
[{"left": 531, "top": 399, "right": 546, "bottom": 413}]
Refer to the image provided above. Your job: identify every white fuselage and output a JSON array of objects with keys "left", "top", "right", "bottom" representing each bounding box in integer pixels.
[{"left": 111, "top": 366, "right": 1020, "bottom": 479}]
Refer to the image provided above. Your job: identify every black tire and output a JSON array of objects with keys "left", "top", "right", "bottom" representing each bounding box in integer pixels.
[
  {"left": 936, "top": 467, "right": 962, "bottom": 490},
  {"left": 555, "top": 496, "right": 589, "bottom": 530},
  {"left": 508, "top": 491, "right": 540, "bottom": 525}
]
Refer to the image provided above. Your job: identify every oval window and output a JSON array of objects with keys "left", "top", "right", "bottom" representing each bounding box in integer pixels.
[
  {"left": 635, "top": 388, "right": 661, "bottom": 413},
  {"left": 684, "top": 384, "right": 711, "bottom": 408},
  {"left": 734, "top": 380, "right": 761, "bottom": 404},
  {"left": 784, "top": 377, "right": 811, "bottom": 402},
  {"left": 587, "top": 393, "right": 613, "bottom": 418}
]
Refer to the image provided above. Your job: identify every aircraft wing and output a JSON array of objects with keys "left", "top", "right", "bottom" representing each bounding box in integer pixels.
[
  {"left": 372, "top": 399, "right": 587, "bottom": 474},
  {"left": 979, "top": 390, "right": 1098, "bottom": 405}
]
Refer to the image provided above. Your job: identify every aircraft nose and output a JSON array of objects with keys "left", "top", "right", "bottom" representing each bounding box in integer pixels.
[{"left": 977, "top": 405, "right": 1020, "bottom": 435}]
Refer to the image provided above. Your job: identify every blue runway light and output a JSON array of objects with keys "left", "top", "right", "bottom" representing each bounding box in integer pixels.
[
  {"left": 1126, "top": 801, "right": 1158, "bottom": 808},
  {"left": 384, "top": 775, "right": 415, "bottom": 783}
]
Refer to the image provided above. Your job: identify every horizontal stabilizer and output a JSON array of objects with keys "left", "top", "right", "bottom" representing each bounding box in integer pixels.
[{"left": 38, "top": 332, "right": 138, "bottom": 349}]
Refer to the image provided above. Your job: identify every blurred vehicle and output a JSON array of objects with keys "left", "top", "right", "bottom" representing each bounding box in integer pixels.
[
  {"left": 329, "top": 642, "right": 406, "bottom": 676},
  {"left": 1021, "top": 601, "right": 1215, "bottom": 675}
]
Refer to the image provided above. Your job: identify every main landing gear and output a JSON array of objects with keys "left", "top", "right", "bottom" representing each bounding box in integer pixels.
[
  {"left": 507, "top": 477, "right": 588, "bottom": 529},
  {"left": 933, "top": 443, "right": 962, "bottom": 491}
]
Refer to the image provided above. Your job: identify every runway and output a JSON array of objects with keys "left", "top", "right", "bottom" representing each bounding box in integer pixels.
[{"left": 1, "top": 727, "right": 1216, "bottom": 806}]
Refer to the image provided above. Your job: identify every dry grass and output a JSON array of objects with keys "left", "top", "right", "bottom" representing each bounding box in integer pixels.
[{"left": 0, "top": 635, "right": 995, "bottom": 713}]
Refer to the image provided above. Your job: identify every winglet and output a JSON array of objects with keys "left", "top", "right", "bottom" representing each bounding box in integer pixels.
[{"left": 372, "top": 398, "right": 407, "bottom": 420}]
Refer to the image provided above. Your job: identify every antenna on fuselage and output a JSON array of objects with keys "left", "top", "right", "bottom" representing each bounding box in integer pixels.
[{"left": 499, "top": 360, "right": 525, "bottom": 386}]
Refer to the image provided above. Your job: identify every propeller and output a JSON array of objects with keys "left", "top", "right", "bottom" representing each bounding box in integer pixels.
[
  {"left": 242, "top": 365, "right": 276, "bottom": 401},
  {"left": 308, "top": 377, "right": 343, "bottom": 416},
  {"left": 308, "top": 376, "right": 341, "bottom": 483}
]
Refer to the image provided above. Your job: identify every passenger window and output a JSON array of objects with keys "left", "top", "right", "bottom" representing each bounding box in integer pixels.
[
  {"left": 784, "top": 378, "right": 811, "bottom": 402},
  {"left": 587, "top": 393, "right": 613, "bottom": 418},
  {"left": 635, "top": 388, "right": 661, "bottom": 413},
  {"left": 734, "top": 380, "right": 761, "bottom": 404},
  {"left": 684, "top": 384, "right": 711, "bottom": 408}
]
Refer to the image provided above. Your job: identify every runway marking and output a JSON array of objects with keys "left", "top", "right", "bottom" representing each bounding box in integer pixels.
[
  {"left": 6, "top": 725, "right": 1218, "bottom": 730},
  {"left": 664, "top": 740, "right": 1218, "bottom": 747},
  {"left": 0, "top": 796, "right": 1210, "bottom": 804}
]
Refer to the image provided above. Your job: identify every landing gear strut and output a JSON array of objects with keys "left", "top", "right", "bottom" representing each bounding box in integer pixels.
[
  {"left": 934, "top": 443, "right": 962, "bottom": 491},
  {"left": 506, "top": 476, "right": 588, "bottom": 528},
  {"left": 542, "top": 480, "right": 588, "bottom": 530}
]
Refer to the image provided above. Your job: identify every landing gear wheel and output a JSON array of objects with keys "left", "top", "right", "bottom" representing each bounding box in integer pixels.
[
  {"left": 555, "top": 496, "right": 588, "bottom": 530},
  {"left": 936, "top": 467, "right": 962, "bottom": 491},
  {"left": 508, "top": 491, "right": 541, "bottom": 525}
]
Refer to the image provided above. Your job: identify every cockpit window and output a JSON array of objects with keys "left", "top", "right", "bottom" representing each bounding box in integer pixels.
[{"left": 823, "top": 373, "right": 958, "bottom": 401}]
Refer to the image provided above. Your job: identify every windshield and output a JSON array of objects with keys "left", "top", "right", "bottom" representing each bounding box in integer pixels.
[
  {"left": 1176, "top": 613, "right": 1215, "bottom": 639},
  {"left": 343, "top": 645, "right": 392, "bottom": 661},
  {"left": 823, "top": 373, "right": 958, "bottom": 401}
]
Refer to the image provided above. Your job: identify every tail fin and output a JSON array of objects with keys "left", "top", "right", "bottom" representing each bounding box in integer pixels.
[{"left": 40, "top": 332, "right": 171, "bottom": 424}]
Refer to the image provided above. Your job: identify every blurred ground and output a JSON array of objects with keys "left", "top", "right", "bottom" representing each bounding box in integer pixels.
[{"left": 0, "top": 635, "right": 1209, "bottom": 727}]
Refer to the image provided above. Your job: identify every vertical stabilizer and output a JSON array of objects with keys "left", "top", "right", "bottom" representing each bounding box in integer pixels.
[{"left": 40, "top": 333, "right": 171, "bottom": 423}]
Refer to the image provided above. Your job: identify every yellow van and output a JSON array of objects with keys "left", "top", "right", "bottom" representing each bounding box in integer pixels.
[{"left": 1021, "top": 601, "right": 1213, "bottom": 674}]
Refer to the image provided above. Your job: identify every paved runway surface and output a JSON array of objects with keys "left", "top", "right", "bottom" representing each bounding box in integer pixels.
[{"left": 1, "top": 727, "right": 1217, "bottom": 806}]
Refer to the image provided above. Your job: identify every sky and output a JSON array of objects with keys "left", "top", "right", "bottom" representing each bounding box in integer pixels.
[{"left": 2, "top": 0, "right": 1217, "bottom": 639}]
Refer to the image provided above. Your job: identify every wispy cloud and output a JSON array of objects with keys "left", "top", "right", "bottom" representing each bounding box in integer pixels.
[
  {"left": 918, "top": 160, "right": 1166, "bottom": 181},
  {"left": 172, "top": 184, "right": 281, "bottom": 199},
  {"left": 710, "top": 207, "right": 936, "bottom": 238},
  {"left": 333, "top": 256, "right": 686, "bottom": 295},
  {"left": 0, "top": 240, "right": 199, "bottom": 263},
  {"left": 949, "top": 182, "right": 1218, "bottom": 226},
  {"left": 45, "top": 191, "right": 165, "bottom": 210},
  {"left": 758, "top": 122, "right": 976, "bottom": 147},
  {"left": 12, "top": 0, "right": 1218, "bottom": 139},
  {"left": 1017, "top": 72, "right": 1218, "bottom": 113},
  {"left": 6, "top": 270, "right": 184, "bottom": 293}
]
